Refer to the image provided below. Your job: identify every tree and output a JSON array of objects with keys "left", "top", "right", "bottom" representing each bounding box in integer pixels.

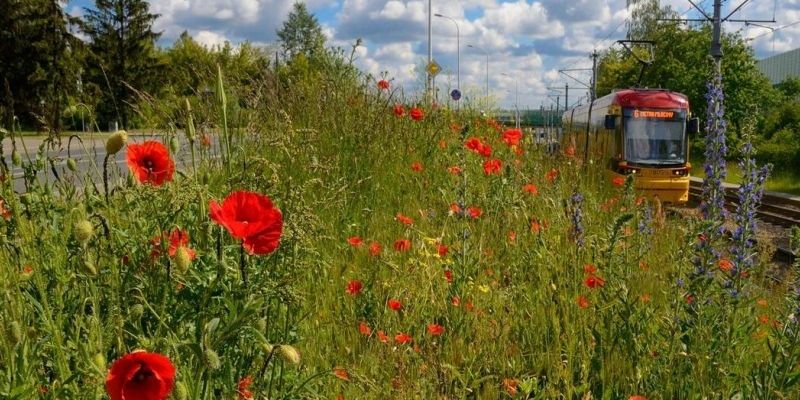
[
  {"left": 596, "top": 0, "right": 777, "bottom": 147},
  {"left": 0, "top": 0, "right": 81, "bottom": 133},
  {"left": 276, "top": 2, "right": 326, "bottom": 60},
  {"left": 81, "top": 0, "right": 161, "bottom": 129}
]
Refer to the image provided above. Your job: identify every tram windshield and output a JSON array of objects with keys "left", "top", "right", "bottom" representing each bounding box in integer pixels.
[{"left": 623, "top": 109, "right": 686, "bottom": 165}]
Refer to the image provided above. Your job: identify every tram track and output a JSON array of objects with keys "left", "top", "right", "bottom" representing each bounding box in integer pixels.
[{"left": 688, "top": 179, "right": 799, "bottom": 264}]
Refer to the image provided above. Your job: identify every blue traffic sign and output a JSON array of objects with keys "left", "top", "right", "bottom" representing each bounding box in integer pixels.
[{"left": 450, "top": 89, "right": 462, "bottom": 101}]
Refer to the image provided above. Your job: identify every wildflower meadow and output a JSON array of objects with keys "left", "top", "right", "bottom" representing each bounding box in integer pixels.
[{"left": 2, "top": 61, "right": 800, "bottom": 400}]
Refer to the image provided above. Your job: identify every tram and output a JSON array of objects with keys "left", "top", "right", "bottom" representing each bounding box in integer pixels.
[{"left": 561, "top": 88, "right": 699, "bottom": 204}]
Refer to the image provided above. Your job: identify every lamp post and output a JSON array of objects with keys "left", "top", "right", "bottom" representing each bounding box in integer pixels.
[
  {"left": 467, "top": 44, "right": 489, "bottom": 104},
  {"left": 434, "top": 13, "right": 460, "bottom": 94},
  {"left": 502, "top": 73, "right": 519, "bottom": 129}
]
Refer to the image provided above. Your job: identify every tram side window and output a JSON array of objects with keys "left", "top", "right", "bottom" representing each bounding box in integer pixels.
[{"left": 624, "top": 116, "right": 686, "bottom": 164}]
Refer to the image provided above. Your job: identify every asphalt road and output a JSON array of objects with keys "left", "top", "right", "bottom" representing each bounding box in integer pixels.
[{"left": 2, "top": 134, "right": 222, "bottom": 193}]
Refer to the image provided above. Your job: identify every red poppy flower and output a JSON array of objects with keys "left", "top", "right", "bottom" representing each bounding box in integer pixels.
[
  {"left": 523, "top": 184, "right": 538, "bottom": 196},
  {"left": 346, "top": 280, "right": 363, "bottom": 296},
  {"left": 410, "top": 162, "right": 423, "bottom": 172},
  {"left": 168, "top": 229, "right": 196, "bottom": 260},
  {"left": 685, "top": 294, "right": 695, "bottom": 304},
  {"left": 106, "top": 351, "right": 175, "bottom": 400},
  {"left": 394, "top": 332, "right": 413, "bottom": 344},
  {"left": 209, "top": 191, "right": 283, "bottom": 255},
  {"left": 377, "top": 79, "right": 390, "bottom": 90},
  {"left": 333, "top": 368, "right": 349, "bottom": 381},
  {"left": 718, "top": 258, "right": 733, "bottom": 272},
  {"left": 503, "top": 378, "right": 519, "bottom": 396},
  {"left": 387, "top": 299, "right": 403, "bottom": 311},
  {"left": 564, "top": 146, "right": 576, "bottom": 157},
  {"left": 629, "top": 396, "right": 648, "bottom": 400},
  {"left": 427, "top": 324, "right": 444, "bottom": 336},
  {"left": 394, "top": 239, "right": 411, "bottom": 252},
  {"left": 201, "top": 134, "right": 212, "bottom": 148},
  {"left": 450, "top": 203, "right": 462, "bottom": 214},
  {"left": 377, "top": 330, "right": 389, "bottom": 343},
  {"left": 483, "top": 159, "right": 502, "bottom": 175},
  {"left": 467, "top": 206, "right": 482, "bottom": 219},
  {"left": 612, "top": 176, "right": 625, "bottom": 187},
  {"left": 369, "top": 241, "right": 382, "bottom": 256},
  {"left": 358, "top": 322, "right": 372, "bottom": 336},
  {"left": 507, "top": 231, "right": 517, "bottom": 242},
  {"left": 0, "top": 198, "right": 11, "bottom": 220},
  {"left": 530, "top": 219, "right": 542, "bottom": 234},
  {"left": 396, "top": 213, "right": 414, "bottom": 225},
  {"left": 583, "top": 263, "right": 597, "bottom": 275},
  {"left": 577, "top": 295, "right": 590, "bottom": 309},
  {"left": 237, "top": 376, "right": 253, "bottom": 400},
  {"left": 347, "top": 236, "right": 363, "bottom": 247},
  {"left": 444, "top": 269, "right": 453, "bottom": 283},
  {"left": 585, "top": 275, "right": 605, "bottom": 289},
  {"left": 126, "top": 141, "right": 175, "bottom": 186},
  {"left": 465, "top": 137, "right": 483, "bottom": 151},
  {"left": 478, "top": 143, "right": 492, "bottom": 158},
  {"left": 409, "top": 107, "right": 424, "bottom": 121},
  {"left": 439, "top": 139, "right": 447, "bottom": 149},
  {"left": 451, "top": 296, "right": 461, "bottom": 307},
  {"left": 447, "top": 165, "right": 462, "bottom": 175},
  {"left": 501, "top": 129, "right": 523, "bottom": 146},
  {"left": 437, "top": 244, "right": 449, "bottom": 257},
  {"left": 545, "top": 168, "right": 559, "bottom": 183},
  {"left": 393, "top": 104, "right": 405, "bottom": 117}
]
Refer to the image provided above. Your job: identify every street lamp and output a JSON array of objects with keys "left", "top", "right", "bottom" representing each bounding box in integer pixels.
[
  {"left": 434, "top": 13, "right": 460, "bottom": 94},
  {"left": 502, "top": 73, "right": 519, "bottom": 129},
  {"left": 467, "top": 44, "right": 489, "bottom": 103}
]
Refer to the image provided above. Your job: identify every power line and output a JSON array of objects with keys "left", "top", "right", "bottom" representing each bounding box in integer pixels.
[{"left": 747, "top": 20, "right": 800, "bottom": 41}]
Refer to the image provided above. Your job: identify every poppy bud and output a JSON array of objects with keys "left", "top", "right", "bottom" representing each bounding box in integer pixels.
[
  {"left": 256, "top": 318, "right": 267, "bottom": 332},
  {"left": 129, "top": 304, "right": 144, "bottom": 321},
  {"left": 93, "top": 352, "right": 106, "bottom": 372},
  {"left": 105, "top": 131, "right": 128, "bottom": 155},
  {"left": 19, "top": 193, "right": 34, "bottom": 206},
  {"left": 174, "top": 382, "right": 188, "bottom": 400},
  {"left": 169, "top": 136, "right": 180, "bottom": 154},
  {"left": 204, "top": 348, "right": 220, "bottom": 370},
  {"left": 174, "top": 246, "right": 192, "bottom": 273},
  {"left": 67, "top": 158, "right": 78, "bottom": 172},
  {"left": 277, "top": 345, "right": 301, "bottom": 365},
  {"left": 83, "top": 259, "right": 97, "bottom": 275},
  {"left": 11, "top": 149, "right": 21, "bottom": 166},
  {"left": 74, "top": 220, "right": 94, "bottom": 245},
  {"left": 10, "top": 321, "right": 22, "bottom": 344}
]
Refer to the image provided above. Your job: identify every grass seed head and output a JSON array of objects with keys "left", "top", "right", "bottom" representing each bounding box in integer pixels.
[{"left": 278, "top": 345, "right": 301, "bottom": 365}]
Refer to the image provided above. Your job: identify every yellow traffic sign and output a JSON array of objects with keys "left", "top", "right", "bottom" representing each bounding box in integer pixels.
[{"left": 426, "top": 60, "right": 442, "bottom": 77}]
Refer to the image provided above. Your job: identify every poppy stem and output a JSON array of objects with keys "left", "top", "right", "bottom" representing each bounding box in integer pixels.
[
  {"left": 103, "top": 154, "right": 110, "bottom": 203},
  {"left": 239, "top": 244, "right": 248, "bottom": 286}
]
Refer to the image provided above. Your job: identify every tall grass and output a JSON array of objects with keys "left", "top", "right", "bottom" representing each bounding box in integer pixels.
[{"left": 1, "top": 56, "right": 799, "bottom": 399}]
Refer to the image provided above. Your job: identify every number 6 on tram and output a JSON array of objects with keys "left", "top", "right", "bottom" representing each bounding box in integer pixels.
[{"left": 561, "top": 89, "right": 700, "bottom": 204}]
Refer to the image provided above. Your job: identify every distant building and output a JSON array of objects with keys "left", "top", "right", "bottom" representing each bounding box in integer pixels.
[{"left": 757, "top": 48, "right": 800, "bottom": 85}]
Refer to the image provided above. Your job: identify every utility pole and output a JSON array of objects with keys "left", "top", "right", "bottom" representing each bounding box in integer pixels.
[
  {"left": 591, "top": 51, "right": 598, "bottom": 100},
  {"left": 427, "top": 0, "right": 432, "bottom": 99}
]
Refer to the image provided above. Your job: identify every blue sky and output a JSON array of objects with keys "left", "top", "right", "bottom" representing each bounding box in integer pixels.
[{"left": 67, "top": 0, "right": 799, "bottom": 108}]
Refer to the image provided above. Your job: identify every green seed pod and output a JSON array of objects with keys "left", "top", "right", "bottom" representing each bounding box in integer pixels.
[
  {"left": 169, "top": 136, "right": 180, "bottom": 154},
  {"left": 93, "top": 353, "right": 106, "bottom": 372},
  {"left": 277, "top": 345, "right": 301, "bottom": 365},
  {"left": 74, "top": 220, "right": 94, "bottom": 245},
  {"left": 255, "top": 318, "right": 267, "bottom": 333},
  {"left": 204, "top": 348, "right": 220, "bottom": 370},
  {"left": 105, "top": 131, "right": 128, "bottom": 155},
  {"left": 11, "top": 149, "right": 21, "bottom": 166},
  {"left": 67, "top": 158, "right": 78, "bottom": 172},
  {"left": 174, "top": 246, "right": 192, "bottom": 273},
  {"left": 174, "top": 382, "right": 188, "bottom": 400}
]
